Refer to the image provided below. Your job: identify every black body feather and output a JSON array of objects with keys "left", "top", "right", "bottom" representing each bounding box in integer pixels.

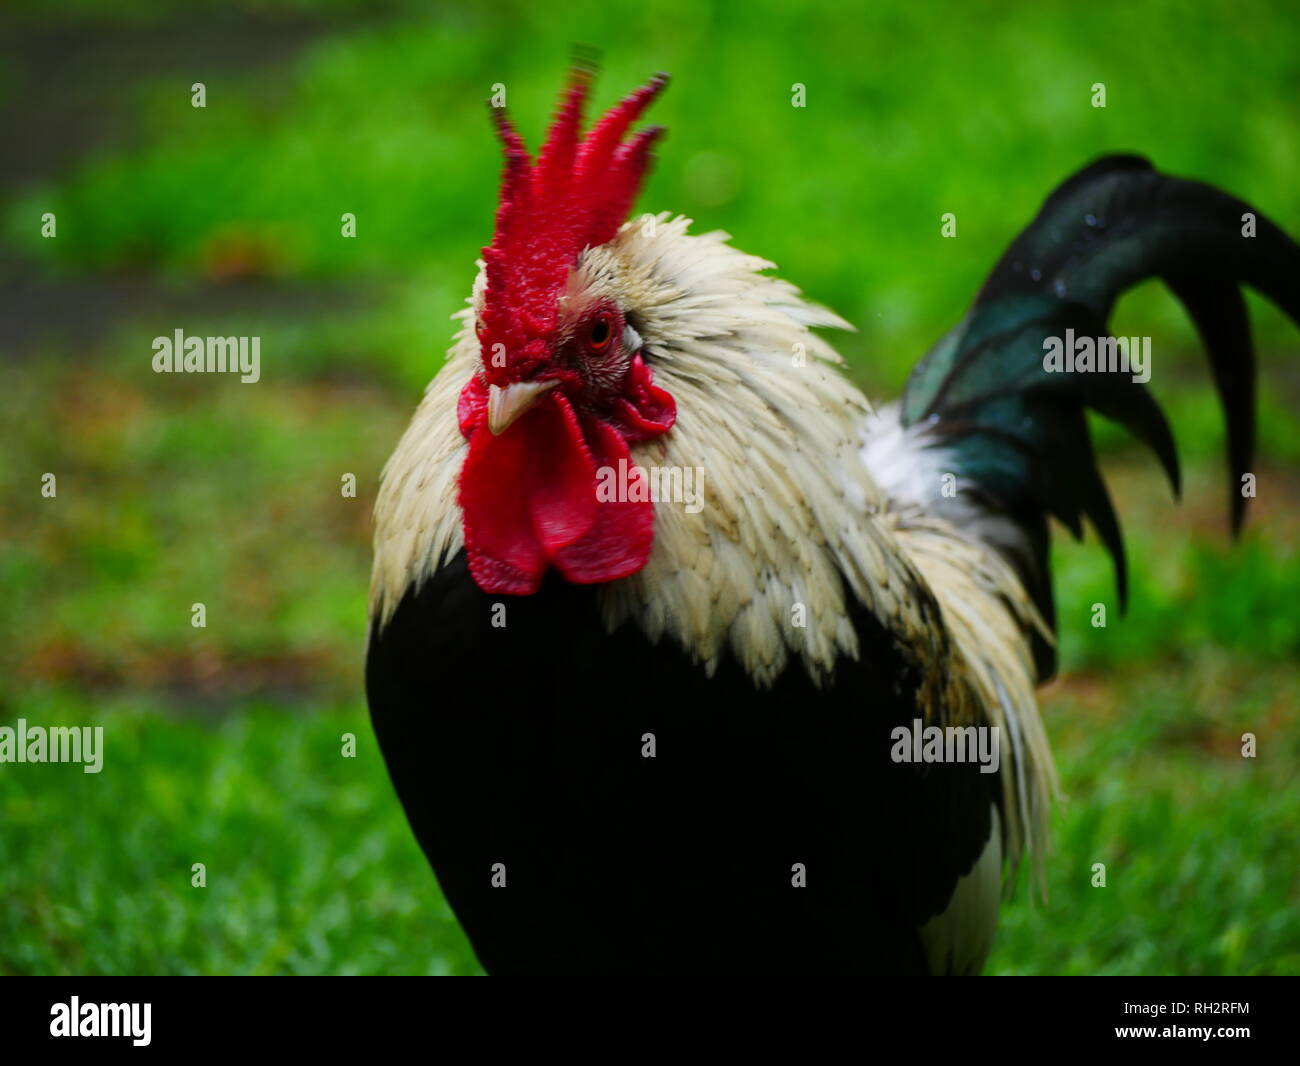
[
  {"left": 366, "top": 552, "right": 999, "bottom": 975},
  {"left": 901, "top": 156, "right": 1300, "bottom": 680}
]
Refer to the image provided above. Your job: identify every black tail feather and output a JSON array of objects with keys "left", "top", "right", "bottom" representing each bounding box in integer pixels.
[
  {"left": 1164, "top": 275, "right": 1256, "bottom": 532},
  {"left": 901, "top": 155, "right": 1300, "bottom": 680}
]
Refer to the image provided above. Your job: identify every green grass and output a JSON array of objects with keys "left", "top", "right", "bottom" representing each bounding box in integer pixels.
[
  {"left": 993, "top": 657, "right": 1300, "bottom": 975},
  {"left": 0, "top": 692, "right": 480, "bottom": 976},
  {"left": 3, "top": 0, "right": 1299, "bottom": 975}
]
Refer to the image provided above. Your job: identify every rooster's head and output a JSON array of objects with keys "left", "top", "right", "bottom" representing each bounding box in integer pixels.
[{"left": 457, "top": 67, "right": 676, "bottom": 596}]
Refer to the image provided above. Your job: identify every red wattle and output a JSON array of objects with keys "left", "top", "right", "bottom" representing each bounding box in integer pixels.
[
  {"left": 551, "top": 418, "right": 656, "bottom": 585},
  {"left": 456, "top": 359, "right": 676, "bottom": 596}
]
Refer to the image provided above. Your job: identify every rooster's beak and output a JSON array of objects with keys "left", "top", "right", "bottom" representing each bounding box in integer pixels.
[{"left": 487, "top": 380, "right": 559, "bottom": 436}]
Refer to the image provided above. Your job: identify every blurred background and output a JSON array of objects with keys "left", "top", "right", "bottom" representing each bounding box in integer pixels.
[{"left": 1, "top": 0, "right": 1297, "bottom": 975}]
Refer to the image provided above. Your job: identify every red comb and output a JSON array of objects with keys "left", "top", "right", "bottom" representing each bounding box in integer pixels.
[{"left": 479, "top": 69, "right": 669, "bottom": 383}]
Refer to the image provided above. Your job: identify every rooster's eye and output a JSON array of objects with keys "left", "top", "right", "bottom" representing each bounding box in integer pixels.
[{"left": 588, "top": 315, "right": 612, "bottom": 351}]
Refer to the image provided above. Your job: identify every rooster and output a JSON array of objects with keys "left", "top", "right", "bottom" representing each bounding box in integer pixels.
[{"left": 366, "top": 67, "right": 1300, "bottom": 975}]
